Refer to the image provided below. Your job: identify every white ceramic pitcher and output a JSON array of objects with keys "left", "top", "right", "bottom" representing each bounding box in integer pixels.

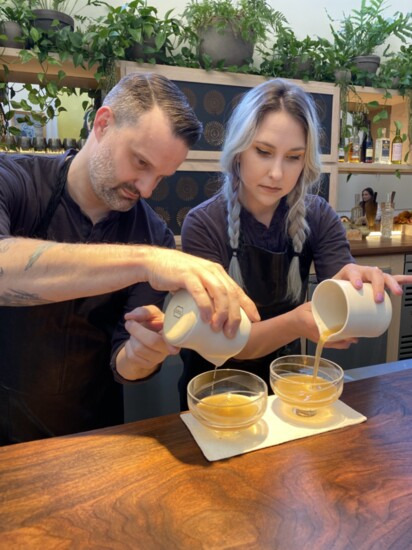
[{"left": 163, "top": 289, "right": 251, "bottom": 366}]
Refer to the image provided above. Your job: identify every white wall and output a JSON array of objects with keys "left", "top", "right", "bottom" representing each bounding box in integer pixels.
[{"left": 79, "top": 0, "right": 411, "bottom": 44}]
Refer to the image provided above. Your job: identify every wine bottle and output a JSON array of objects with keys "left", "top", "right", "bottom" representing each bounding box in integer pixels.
[
  {"left": 391, "top": 124, "right": 403, "bottom": 164},
  {"left": 363, "top": 123, "right": 373, "bottom": 163}
]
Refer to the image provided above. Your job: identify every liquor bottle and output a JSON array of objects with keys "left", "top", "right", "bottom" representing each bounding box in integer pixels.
[
  {"left": 350, "top": 193, "right": 363, "bottom": 224},
  {"left": 349, "top": 128, "right": 360, "bottom": 163},
  {"left": 374, "top": 128, "right": 391, "bottom": 164},
  {"left": 338, "top": 136, "right": 346, "bottom": 162},
  {"left": 391, "top": 124, "right": 403, "bottom": 164},
  {"left": 363, "top": 123, "right": 374, "bottom": 163}
]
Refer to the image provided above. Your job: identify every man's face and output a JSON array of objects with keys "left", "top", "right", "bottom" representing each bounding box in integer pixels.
[{"left": 88, "top": 106, "right": 189, "bottom": 213}]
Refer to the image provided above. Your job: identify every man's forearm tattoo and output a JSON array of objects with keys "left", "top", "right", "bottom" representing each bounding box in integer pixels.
[
  {"left": 25, "top": 243, "right": 56, "bottom": 272},
  {"left": 0, "top": 288, "right": 53, "bottom": 306}
]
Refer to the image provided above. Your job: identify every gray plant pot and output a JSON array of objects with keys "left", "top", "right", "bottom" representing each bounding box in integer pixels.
[
  {"left": 0, "top": 21, "right": 25, "bottom": 49},
  {"left": 351, "top": 55, "right": 380, "bottom": 74},
  {"left": 334, "top": 69, "right": 352, "bottom": 83},
  {"left": 198, "top": 21, "right": 254, "bottom": 68}
]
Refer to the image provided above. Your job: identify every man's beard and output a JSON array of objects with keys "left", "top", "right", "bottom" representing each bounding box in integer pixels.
[{"left": 88, "top": 144, "right": 140, "bottom": 212}]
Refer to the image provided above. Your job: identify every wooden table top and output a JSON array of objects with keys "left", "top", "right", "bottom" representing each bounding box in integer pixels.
[
  {"left": 1, "top": 369, "right": 412, "bottom": 550},
  {"left": 350, "top": 230, "right": 412, "bottom": 256}
]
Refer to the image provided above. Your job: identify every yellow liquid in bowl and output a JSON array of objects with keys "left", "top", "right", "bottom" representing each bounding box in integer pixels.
[
  {"left": 273, "top": 374, "right": 342, "bottom": 410},
  {"left": 194, "top": 392, "right": 263, "bottom": 430}
]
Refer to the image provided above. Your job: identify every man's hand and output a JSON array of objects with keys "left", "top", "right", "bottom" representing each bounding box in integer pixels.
[
  {"left": 144, "top": 248, "right": 260, "bottom": 338},
  {"left": 114, "top": 305, "right": 179, "bottom": 381}
]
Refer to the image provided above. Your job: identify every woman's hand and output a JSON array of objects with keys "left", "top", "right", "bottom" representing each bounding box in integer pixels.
[
  {"left": 292, "top": 302, "right": 358, "bottom": 350},
  {"left": 332, "top": 263, "right": 408, "bottom": 302}
]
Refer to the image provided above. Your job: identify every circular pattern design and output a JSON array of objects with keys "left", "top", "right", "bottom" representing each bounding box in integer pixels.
[
  {"left": 205, "top": 175, "right": 223, "bottom": 198},
  {"left": 176, "top": 176, "right": 198, "bottom": 202},
  {"left": 204, "top": 121, "right": 225, "bottom": 147},
  {"left": 154, "top": 206, "right": 170, "bottom": 226},
  {"left": 150, "top": 179, "right": 169, "bottom": 202},
  {"left": 230, "top": 92, "right": 245, "bottom": 112},
  {"left": 177, "top": 206, "right": 192, "bottom": 228},
  {"left": 203, "top": 90, "right": 225, "bottom": 115},
  {"left": 181, "top": 87, "right": 197, "bottom": 110}
]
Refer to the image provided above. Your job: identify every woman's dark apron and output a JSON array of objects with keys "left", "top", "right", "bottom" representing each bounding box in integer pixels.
[
  {"left": 0, "top": 154, "right": 124, "bottom": 444},
  {"left": 179, "top": 242, "right": 311, "bottom": 410}
]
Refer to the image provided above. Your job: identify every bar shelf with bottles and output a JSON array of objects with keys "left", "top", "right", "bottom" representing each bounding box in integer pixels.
[{"left": 338, "top": 84, "right": 412, "bottom": 175}]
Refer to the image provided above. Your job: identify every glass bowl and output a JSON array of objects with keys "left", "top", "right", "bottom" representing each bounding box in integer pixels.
[
  {"left": 187, "top": 369, "right": 268, "bottom": 432},
  {"left": 270, "top": 355, "right": 344, "bottom": 417}
]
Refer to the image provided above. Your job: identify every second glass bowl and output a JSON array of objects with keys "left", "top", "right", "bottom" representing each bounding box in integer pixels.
[{"left": 270, "top": 355, "right": 344, "bottom": 417}]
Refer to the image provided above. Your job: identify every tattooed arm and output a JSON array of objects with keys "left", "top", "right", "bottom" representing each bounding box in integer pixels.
[{"left": 0, "top": 237, "right": 259, "bottom": 333}]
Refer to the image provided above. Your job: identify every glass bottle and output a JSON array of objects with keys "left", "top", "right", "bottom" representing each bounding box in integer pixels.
[
  {"left": 350, "top": 193, "right": 363, "bottom": 224},
  {"left": 338, "top": 136, "right": 346, "bottom": 162},
  {"left": 349, "top": 128, "right": 360, "bottom": 163},
  {"left": 380, "top": 193, "right": 394, "bottom": 239},
  {"left": 391, "top": 124, "right": 403, "bottom": 164},
  {"left": 374, "top": 128, "right": 391, "bottom": 164},
  {"left": 363, "top": 123, "right": 374, "bottom": 163}
]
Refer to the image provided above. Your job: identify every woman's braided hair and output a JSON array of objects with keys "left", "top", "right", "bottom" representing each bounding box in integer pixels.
[{"left": 221, "top": 78, "right": 322, "bottom": 303}]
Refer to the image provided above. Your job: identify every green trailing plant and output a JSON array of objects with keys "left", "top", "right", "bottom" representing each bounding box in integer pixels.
[
  {"left": 0, "top": 1, "right": 96, "bottom": 137},
  {"left": 259, "top": 25, "right": 331, "bottom": 81},
  {"left": 181, "top": 0, "right": 287, "bottom": 69},
  {"left": 327, "top": 0, "right": 412, "bottom": 60},
  {"left": 0, "top": 0, "right": 33, "bottom": 25},
  {"left": 377, "top": 45, "right": 412, "bottom": 93},
  {"left": 81, "top": 0, "right": 184, "bottom": 92}
]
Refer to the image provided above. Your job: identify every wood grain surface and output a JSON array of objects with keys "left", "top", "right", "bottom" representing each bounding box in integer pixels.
[{"left": 1, "top": 370, "right": 412, "bottom": 550}]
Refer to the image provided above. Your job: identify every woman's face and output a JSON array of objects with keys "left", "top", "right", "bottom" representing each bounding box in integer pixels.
[
  {"left": 238, "top": 110, "right": 306, "bottom": 226},
  {"left": 362, "top": 190, "right": 373, "bottom": 202}
]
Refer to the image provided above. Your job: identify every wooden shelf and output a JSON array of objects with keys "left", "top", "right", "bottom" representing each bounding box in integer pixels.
[
  {"left": 0, "top": 47, "right": 98, "bottom": 89},
  {"left": 338, "top": 162, "right": 412, "bottom": 175},
  {"left": 348, "top": 85, "right": 405, "bottom": 106}
]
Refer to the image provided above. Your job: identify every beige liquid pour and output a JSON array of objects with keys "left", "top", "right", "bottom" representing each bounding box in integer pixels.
[
  {"left": 312, "top": 325, "right": 343, "bottom": 381},
  {"left": 272, "top": 325, "right": 344, "bottom": 414}
]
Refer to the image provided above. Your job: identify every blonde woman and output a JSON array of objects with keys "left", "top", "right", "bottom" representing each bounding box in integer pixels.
[{"left": 178, "top": 78, "right": 408, "bottom": 407}]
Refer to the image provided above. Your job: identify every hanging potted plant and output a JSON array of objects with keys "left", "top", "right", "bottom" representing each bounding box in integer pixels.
[
  {"left": 327, "top": 0, "right": 412, "bottom": 85},
  {"left": 181, "top": 0, "right": 287, "bottom": 69}
]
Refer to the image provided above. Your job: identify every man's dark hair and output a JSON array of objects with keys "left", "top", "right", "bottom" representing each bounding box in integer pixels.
[{"left": 103, "top": 73, "right": 203, "bottom": 148}]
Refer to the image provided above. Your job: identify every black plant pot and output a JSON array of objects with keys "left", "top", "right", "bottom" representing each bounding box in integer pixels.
[
  {"left": 27, "top": 9, "right": 74, "bottom": 50},
  {"left": 31, "top": 9, "right": 74, "bottom": 33}
]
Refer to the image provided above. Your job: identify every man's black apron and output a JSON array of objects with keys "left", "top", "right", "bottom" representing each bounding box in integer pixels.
[
  {"left": 0, "top": 154, "right": 124, "bottom": 444},
  {"left": 179, "top": 242, "right": 311, "bottom": 410}
]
